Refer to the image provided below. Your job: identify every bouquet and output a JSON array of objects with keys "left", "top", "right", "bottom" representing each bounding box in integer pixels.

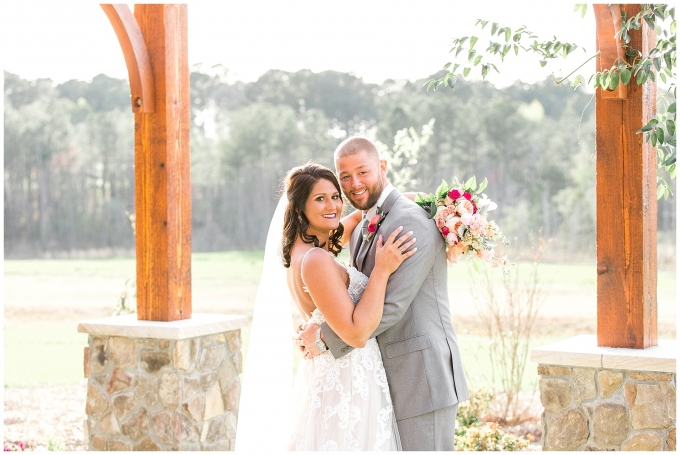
[{"left": 415, "top": 176, "right": 509, "bottom": 271}]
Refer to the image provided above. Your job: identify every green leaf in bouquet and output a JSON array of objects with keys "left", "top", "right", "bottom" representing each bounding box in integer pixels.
[
  {"left": 436, "top": 179, "right": 449, "bottom": 199},
  {"left": 464, "top": 175, "right": 476, "bottom": 190},
  {"left": 415, "top": 192, "right": 435, "bottom": 206},
  {"left": 476, "top": 177, "right": 488, "bottom": 194},
  {"left": 429, "top": 200, "right": 438, "bottom": 219}
]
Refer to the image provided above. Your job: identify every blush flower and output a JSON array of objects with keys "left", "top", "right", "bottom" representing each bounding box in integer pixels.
[
  {"left": 477, "top": 249, "right": 492, "bottom": 261},
  {"left": 457, "top": 199, "right": 474, "bottom": 216}
]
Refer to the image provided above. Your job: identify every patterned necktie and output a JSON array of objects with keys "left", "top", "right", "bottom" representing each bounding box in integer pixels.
[
  {"left": 353, "top": 216, "right": 368, "bottom": 268},
  {"left": 360, "top": 216, "right": 369, "bottom": 240}
]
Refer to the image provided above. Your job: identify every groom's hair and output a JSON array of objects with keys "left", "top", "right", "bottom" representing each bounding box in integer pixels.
[{"left": 334, "top": 137, "right": 380, "bottom": 163}]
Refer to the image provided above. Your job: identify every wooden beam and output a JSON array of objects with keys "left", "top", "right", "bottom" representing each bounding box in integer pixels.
[
  {"left": 593, "top": 4, "right": 627, "bottom": 99},
  {"left": 133, "top": 4, "right": 192, "bottom": 321},
  {"left": 101, "top": 4, "right": 155, "bottom": 113},
  {"left": 595, "top": 4, "right": 657, "bottom": 348}
]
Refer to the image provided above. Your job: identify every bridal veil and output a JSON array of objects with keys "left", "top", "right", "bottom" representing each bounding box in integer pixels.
[{"left": 235, "top": 194, "right": 294, "bottom": 451}]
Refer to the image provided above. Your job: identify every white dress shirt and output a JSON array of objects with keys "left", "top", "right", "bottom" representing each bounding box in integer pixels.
[{"left": 363, "top": 183, "right": 394, "bottom": 220}]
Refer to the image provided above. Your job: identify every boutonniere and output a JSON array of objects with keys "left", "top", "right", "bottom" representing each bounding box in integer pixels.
[{"left": 362, "top": 206, "right": 385, "bottom": 242}]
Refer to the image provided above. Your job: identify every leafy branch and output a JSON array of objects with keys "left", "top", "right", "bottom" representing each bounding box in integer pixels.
[{"left": 425, "top": 4, "right": 676, "bottom": 199}]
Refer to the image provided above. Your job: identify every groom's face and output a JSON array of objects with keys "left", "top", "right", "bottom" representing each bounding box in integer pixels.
[{"left": 335, "top": 149, "right": 387, "bottom": 211}]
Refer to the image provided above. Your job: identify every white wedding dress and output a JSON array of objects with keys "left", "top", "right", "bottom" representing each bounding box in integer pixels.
[{"left": 286, "top": 249, "right": 402, "bottom": 451}]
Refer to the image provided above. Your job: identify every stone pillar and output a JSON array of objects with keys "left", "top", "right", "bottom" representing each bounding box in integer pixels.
[
  {"left": 532, "top": 335, "right": 676, "bottom": 451},
  {"left": 78, "top": 313, "right": 248, "bottom": 451}
]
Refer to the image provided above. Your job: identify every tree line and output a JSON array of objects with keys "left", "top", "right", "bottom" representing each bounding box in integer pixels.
[{"left": 3, "top": 68, "right": 675, "bottom": 258}]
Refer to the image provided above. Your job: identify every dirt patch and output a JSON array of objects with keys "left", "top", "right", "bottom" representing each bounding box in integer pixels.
[{"left": 3, "top": 385, "right": 87, "bottom": 451}]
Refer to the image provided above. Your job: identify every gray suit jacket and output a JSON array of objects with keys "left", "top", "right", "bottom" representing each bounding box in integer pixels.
[{"left": 321, "top": 189, "right": 469, "bottom": 420}]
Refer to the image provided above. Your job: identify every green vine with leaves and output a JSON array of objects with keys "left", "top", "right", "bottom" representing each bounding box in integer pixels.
[{"left": 426, "top": 4, "right": 676, "bottom": 199}]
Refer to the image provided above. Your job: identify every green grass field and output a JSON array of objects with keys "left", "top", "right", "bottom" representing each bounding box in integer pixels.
[
  {"left": 4, "top": 251, "right": 676, "bottom": 389},
  {"left": 3, "top": 323, "right": 89, "bottom": 387}
]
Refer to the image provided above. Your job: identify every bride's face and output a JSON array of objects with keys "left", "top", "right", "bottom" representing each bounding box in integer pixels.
[{"left": 303, "top": 178, "right": 343, "bottom": 237}]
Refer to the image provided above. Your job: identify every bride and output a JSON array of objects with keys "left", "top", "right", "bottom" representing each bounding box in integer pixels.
[{"left": 235, "top": 163, "right": 416, "bottom": 451}]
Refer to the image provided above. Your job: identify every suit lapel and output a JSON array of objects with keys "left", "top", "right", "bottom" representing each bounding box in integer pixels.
[{"left": 356, "top": 189, "right": 401, "bottom": 272}]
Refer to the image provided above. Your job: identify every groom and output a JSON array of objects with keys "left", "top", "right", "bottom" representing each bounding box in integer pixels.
[{"left": 299, "top": 136, "right": 469, "bottom": 450}]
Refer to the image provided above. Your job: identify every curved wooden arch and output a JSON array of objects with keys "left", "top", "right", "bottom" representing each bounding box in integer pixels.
[
  {"left": 101, "top": 4, "right": 155, "bottom": 112},
  {"left": 593, "top": 4, "right": 627, "bottom": 99}
]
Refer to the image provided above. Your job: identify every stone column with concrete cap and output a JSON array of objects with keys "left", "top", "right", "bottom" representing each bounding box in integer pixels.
[
  {"left": 78, "top": 313, "right": 248, "bottom": 451},
  {"left": 531, "top": 335, "right": 676, "bottom": 451}
]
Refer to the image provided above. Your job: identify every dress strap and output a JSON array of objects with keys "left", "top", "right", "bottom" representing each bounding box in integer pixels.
[{"left": 300, "top": 247, "right": 320, "bottom": 293}]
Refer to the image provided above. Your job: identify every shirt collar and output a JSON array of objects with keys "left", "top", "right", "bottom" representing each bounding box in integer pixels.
[{"left": 364, "top": 183, "right": 394, "bottom": 219}]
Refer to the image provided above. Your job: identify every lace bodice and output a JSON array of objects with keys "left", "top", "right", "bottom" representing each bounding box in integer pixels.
[
  {"left": 301, "top": 248, "right": 369, "bottom": 326},
  {"left": 290, "top": 249, "right": 400, "bottom": 451}
]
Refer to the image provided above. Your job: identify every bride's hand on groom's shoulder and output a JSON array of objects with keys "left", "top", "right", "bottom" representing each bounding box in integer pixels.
[{"left": 375, "top": 226, "right": 418, "bottom": 275}]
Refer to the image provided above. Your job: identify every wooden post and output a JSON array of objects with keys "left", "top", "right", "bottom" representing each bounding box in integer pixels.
[
  {"left": 133, "top": 4, "right": 192, "bottom": 321},
  {"left": 594, "top": 4, "right": 657, "bottom": 348},
  {"left": 100, "top": 4, "right": 155, "bottom": 113}
]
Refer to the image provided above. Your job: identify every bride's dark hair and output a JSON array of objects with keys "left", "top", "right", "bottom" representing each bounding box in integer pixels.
[{"left": 282, "top": 163, "right": 344, "bottom": 268}]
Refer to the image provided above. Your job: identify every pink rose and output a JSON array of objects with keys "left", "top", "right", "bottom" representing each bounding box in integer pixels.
[
  {"left": 463, "top": 192, "right": 472, "bottom": 201},
  {"left": 449, "top": 189, "right": 461, "bottom": 199},
  {"left": 441, "top": 226, "right": 450, "bottom": 236},
  {"left": 367, "top": 223, "right": 377, "bottom": 233},
  {"left": 472, "top": 203, "right": 477, "bottom": 214},
  {"left": 442, "top": 205, "right": 457, "bottom": 218},
  {"left": 370, "top": 214, "right": 381, "bottom": 225}
]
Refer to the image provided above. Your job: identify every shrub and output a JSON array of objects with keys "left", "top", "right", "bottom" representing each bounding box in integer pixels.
[
  {"left": 456, "top": 388, "right": 493, "bottom": 431},
  {"left": 469, "top": 234, "right": 548, "bottom": 421},
  {"left": 455, "top": 389, "right": 534, "bottom": 451},
  {"left": 455, "top": 423, "right": 531, "bottom": 451},
  {"left": 46, "top": 436, "right": 65, "bottom": 452}
]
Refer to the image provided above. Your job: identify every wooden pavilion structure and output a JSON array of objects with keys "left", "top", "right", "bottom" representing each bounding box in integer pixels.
[
  {"left": 593, "top": 4, "right": 658, "bottom": 349},
  {"left": 101, "top": 4, "right": 192, "bottom": 322},
  {"left": 101, "top": 3, "right": 660, "bottom": 349},
  {"left": 76, "top": 3, "right": 672, "bottom": 451}
]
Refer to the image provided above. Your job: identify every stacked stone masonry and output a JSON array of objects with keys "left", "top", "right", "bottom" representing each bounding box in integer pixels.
[
  {"left": 84, "top": 330, "right": 242, "bottom": 450},
  {"left": 538, "top": 365, "right": 676, "bottom": 451}
]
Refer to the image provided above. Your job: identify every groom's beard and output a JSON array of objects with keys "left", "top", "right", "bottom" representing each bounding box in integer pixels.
[{"left": 344, "top": 179, "right": 384, "bottom": 211}]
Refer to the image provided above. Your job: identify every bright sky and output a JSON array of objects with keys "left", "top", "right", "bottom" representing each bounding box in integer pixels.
[{"left": 2, "top": 1, "right": 596, "bottom": 87}]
